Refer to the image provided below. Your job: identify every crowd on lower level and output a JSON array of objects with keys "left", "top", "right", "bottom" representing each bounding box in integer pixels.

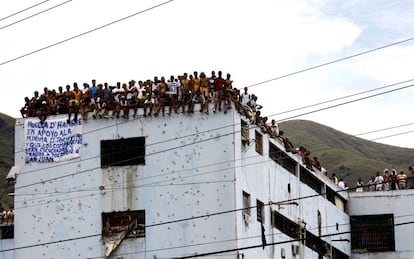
[
  {"left": 0, "top": 206, "right": 14, "bottom": 225},
  {"left": 361, "top": 168, "right": 414, "bottom": 192}
]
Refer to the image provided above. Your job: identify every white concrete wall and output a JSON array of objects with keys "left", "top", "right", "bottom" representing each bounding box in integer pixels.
[
  {"left": 0, "top": 239, "right": 14, "bottom": 259},
  {"left": 12, "top": 107, "right": 239, "bottom": 259},
  {"left": 234, "top": 124, "right": 351, "bottom": 258},
  {"left": 349, "top": 190, "right": 414, "bottom": 259},
  {"left": 10, "top": 106, "right": 352, "bottom": 259}
]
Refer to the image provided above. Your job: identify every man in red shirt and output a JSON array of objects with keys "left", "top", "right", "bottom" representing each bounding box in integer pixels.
[{"left": 213, "top": 71, "right": 225, "bottom": 112}]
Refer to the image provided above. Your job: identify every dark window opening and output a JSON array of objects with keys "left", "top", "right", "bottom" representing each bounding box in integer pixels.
[
  {"left": 255, "top": 131, "right": 263, "bottom": 155},
  {"left": 0, "top": 225, "right": 13, "bottom": 239},
  {"left": 241, "top": 120, "right": 249, "bottom": 146},
  {"left": 300, "top": 166, "right": 322, "bottom": 194},
  {"left": 351, "top": 214, "right": 395, "bottom": 252},
  {"left": 305, "top": 230, "right": 327, "bottom": 255},
  {"left": 256, "top": 199, "right": 264, "bottom": 223},
  {"left": 326, "top": 187, "right": 335, "bottom": 205},
  {"left": 102, "top": 210, "right": 145, "bottom": 238},
  {"left": 242, "top": 191, "right": 251, "bottom": 216},
  {"left": 271, "top": 210, "right": 298, "bottom": 239},
  {"left": 101, "top": 137, "right": 145, "bottom": 167},
  {"left": 272, "top": 210, "right": 349, "bottom": 258},
  {"left": 269, "top": 142, "right": 296, "bottom": 175}
]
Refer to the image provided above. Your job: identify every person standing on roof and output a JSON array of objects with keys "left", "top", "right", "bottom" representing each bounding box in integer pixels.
[{"left": 374, "top": 171, "right": 384, "bottom": 191}]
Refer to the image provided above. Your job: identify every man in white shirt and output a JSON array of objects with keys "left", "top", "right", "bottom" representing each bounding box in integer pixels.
[{"left": 374, "top": 172, "right": 384, "bottom": 191}]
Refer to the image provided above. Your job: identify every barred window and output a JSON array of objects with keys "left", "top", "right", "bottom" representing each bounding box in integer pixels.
[
  {"left": 256, "top": 199, "right": 264, "bottom": 223},
  {"left": 269, "top": 142, "right": 297, "bottom": 175},
  {"left": 241, "top": 120, "right": 249, "bottom": 146},
  {"left": 102, "top": 210, "right": 145, "bottom": 238},
  {"left": 300, "top": 166, "right": 322, "bottom": 194},
  {"left": 242, "top": 191, "right": 251, "bottom": 215},
  {"left": 255, "top": 131, "right": 263, "bottom": 155},
  {"left": 351, "top": 214, "right": 395, "bottom": 252},
  {"left": 101, "top": 137, "right": 145, "bottom": 167},
  {"left": 271, "top": 210, "right": 298, "bottom": 239}
]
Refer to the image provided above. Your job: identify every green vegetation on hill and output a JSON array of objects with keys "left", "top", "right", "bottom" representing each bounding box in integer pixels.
[
  {"left": 0, "top": 116, "right": 412, "bottom": 206},
  {"left": 0, "top": 113, "right": 15, "bottom": 208},
  {"left": 279, "top": 120, "right": 414, "bottom": 187}
]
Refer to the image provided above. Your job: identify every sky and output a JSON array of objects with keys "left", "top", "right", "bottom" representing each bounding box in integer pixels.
[{"left": 1, "top": 0, "right": 414, "bottom": 148}]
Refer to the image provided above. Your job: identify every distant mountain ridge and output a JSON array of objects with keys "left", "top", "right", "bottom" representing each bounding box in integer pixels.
[
  {"left": 0, "top": 113, "right": 15, "bottom": 208},
  {"left": 279, "top": 120, "right": 414, "bottom": 187},
  {"left": 0, "top": 115, "right": 413, "bottom": 204}
]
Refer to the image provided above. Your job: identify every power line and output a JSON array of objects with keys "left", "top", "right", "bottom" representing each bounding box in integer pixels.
[
  {"left": 174, "top": 221, "right": 414, "bottom": 259},
  {"left": 0, "top": 0, "right": 50, "bottom": 21},
  {"left": 11, "top": 77, "right": 414, "bottom": 201},
  {"left": 247, "top": 37, "right": 414, "bottom": 88},
  {"left": 6, "top": 175, "right": 414, "bottom": 254},
  {"left": 0, "top": 0, "right": 73, "bottom": 31},
  {"left": 274, "top": 83, "right": 414, "bottom": 122},
  {"left": 13, "top": 152, "right": 277, "bottom": 208},
  {"left": 356, "top": 122, "right": 414, "bottom": 136},
  {"left": 15, "top": 76, "right": 414, "bottom": 179},
  {"left": 272, "top": 78, "right": 414, "bottom": 117},
  {"left": 370, "top": 129, "right": 414, "bottom": 141},
  {"left": 0, "top": 0, "right": 174, "bottom": 66}
]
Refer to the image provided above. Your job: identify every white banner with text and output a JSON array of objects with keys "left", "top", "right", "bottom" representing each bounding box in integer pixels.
[{"left": 25, "top": 118, "right": 83, "bottom": 163}]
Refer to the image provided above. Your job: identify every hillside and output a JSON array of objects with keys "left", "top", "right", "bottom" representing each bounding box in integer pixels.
[
  {"left": 0, "top": 113, "right": 15, "bottom": 208},
  {"left": 279, "top": 120, "right": 414, "bottom": 188},
  {"left": 0, "top": 116, "right": 412, "bottom": 204}
]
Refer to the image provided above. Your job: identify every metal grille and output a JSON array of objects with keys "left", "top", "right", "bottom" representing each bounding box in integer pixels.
[{"left": 351, "top": 214, "right": 395, "bottom": 252}]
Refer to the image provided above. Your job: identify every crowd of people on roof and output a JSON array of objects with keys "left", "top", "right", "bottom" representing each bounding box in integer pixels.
[
  {"left": 359, "top": 167, "right": 414, "bottom": 192},
  {"left": 328, "top": 167, "right": 414, "bottom": 192},
  {"left": 19, "top": 71, "right": 270, "bottom": 126},
  {"left": 20, "top": 70, "right": 344, "bottom": 185}
]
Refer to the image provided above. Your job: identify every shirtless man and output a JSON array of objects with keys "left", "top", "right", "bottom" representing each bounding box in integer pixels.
[
  {"left": 179, "top": 73, "right": 191, "bottom": 113},
  {"left": 67, "top": 84, "right": 81, "bottom": 123},
  {"left": 222, "top": 73, "right": 233, "bottom": 113},
  {"left": 156, "top": 77, "right": 168, "bottom": 116},
  {"left": 199, "top": 72, "right": 210, "bottom": 113}
]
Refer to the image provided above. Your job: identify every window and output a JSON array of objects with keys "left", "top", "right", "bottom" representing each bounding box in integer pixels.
[
  {"left": 101, "top": 137, "right": 145, "bottom": 167},
  {"left": 255, "top": 131, "right": 263, "bottom": 155},
  {"left": 256, "top": 199, "right": 264, "bottom": 223},
  {"left": 351, "top": 214, "right": 395, "bottom": 252},
  {"left": 271, "top": 210, "right": 298, "bottom": 239},
  {"left": 241, "top": 120, "right": 249, "bottom": 146},
  {"left": 300, "top": 166, "right": 322, "bottom": 194},
  {"left": 242, "top": 191, "right": 251, "bottom": 216},
  {"left": 0, "top": 225, "right": 13, "bottom": 239},
  {"left": 326, "top": 187, "right": 335, "bottom": 205},
  {"left": 272, "top": 211, "right": 348, "bottom": 258},
  {"left": 102, "top": 210, "right": 145, "bottom": 238},
  {"left": 269, "top": 142, "right": 297, "bottom": 175}
]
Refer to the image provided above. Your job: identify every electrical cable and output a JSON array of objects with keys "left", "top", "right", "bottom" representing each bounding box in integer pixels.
[
  {"left": 272, "top": 78, "right": 414, "bottom": 116},
  {"left": 0, "top": 0, "right": 174, "bottom": 66},
  {"left": 355, "top": 122, "right": 414, "bottom": 136},
  {"left": 5, "top": 181, "right": 414, "bottom": 254},
  {"left": 0, "top": 0, "right": 72, "bottom": 31},
  {"left": 16, "top": 76, "right": 412, "bottom": 155},
  {"left": 0, "top": 0, "right": 50, "bottom": 21},
  {"left": 15, "top": 76, "right": 414, "bottom": 182},
  {"left": 13, "top": 151, "right": 282, "bottom": 207},
  {"left": 247, "top": 37, "right": 414, "bottom": 88},
  {"left": 173, "top": 220, "right": 414, "bottom": 259},
  {"left": 274, "top": 83, "right": 414, "bottom": 122},
  {"left": 370, "top": 129, "right": 414, "bottom": 141}
]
